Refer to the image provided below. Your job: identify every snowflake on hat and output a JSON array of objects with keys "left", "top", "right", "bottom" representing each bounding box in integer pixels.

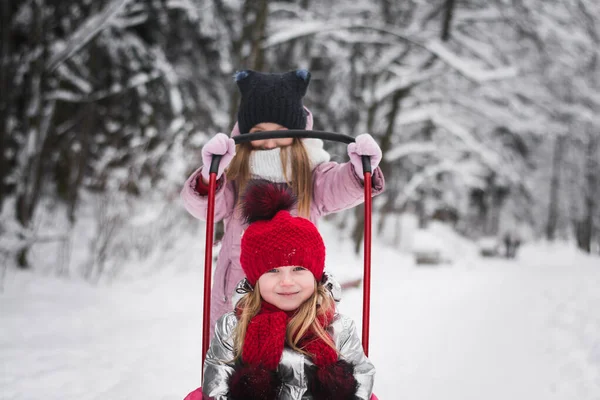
[{"left": 228, "top": 180, "right": 359, "bottom": 400}]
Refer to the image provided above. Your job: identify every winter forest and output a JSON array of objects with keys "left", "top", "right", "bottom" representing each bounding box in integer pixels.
[
  {"left": 2, "top": 0, "right": 600, "bottom": 277},
  {"left": 2, "top": 0, "right": 599, "bottom": 277},
  {"left": 2, "top": 1, "right": 600, "bottom": 399}
]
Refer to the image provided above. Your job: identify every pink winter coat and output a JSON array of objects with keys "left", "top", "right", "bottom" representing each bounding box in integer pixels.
[{"left": 180, "top": 111, "right": 385, "bottom": 337}]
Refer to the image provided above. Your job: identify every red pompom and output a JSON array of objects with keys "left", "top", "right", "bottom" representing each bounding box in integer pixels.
[
  {"left": 308, "top": 360, "right": 359, "bottom": 400},
  {"left": 241, "top": 180, "right": 297, "bottom": 224},
  {"left": 228, "top": 364, "right": 282, "bottom": 400}
]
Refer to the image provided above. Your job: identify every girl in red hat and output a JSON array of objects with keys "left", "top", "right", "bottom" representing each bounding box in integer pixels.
[{"left": 200, "top": 181, "right": 375, "bottom": 400}]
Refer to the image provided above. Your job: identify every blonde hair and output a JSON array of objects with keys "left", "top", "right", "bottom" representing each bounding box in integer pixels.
[
  {"left": 225, "top": 139, "right": 313, "bottom": 217},
  {"left": 233, "top": 282, "right": 337, "bottom": 362}
]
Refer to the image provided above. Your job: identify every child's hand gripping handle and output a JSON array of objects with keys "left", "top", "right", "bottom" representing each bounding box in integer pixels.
[
  {"left": 347, "top": 133, "right": 381, "bottom": 179},
  {"left": 200, "top": 133, "right": 236, "bottom": 182}
]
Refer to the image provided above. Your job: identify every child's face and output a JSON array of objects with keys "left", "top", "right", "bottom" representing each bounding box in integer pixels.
[
  {"left": 249, "top": 123, "right": 293, "bottom": 150},
  {"left": 257, "top": 265, "right": 315, "bottom": 311}
]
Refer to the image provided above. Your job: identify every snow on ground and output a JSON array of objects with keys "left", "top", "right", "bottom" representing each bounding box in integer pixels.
[{"left": 1, "top": 220, "right": 600, "bottom": 400}]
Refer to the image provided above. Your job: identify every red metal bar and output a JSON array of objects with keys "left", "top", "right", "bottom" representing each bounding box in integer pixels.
[
  {"left": 362, "top": 172, "right": 372, "bottom": 356},
  {"left": 201, "top": 172, "right": 217, "bottom": 380}
]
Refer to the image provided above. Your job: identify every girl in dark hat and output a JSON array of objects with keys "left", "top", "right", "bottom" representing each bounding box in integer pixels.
[{"left": 181, "top": 69, "right": 385, "bottom": 338}]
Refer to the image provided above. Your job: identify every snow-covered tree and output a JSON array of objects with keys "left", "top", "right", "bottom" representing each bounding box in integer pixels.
[{"left": 2, "top": 0, "right": 598, "bottom": 275}]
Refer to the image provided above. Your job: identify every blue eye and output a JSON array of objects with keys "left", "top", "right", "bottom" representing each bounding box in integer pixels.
[
  {"left": 293, "top": 267, "right": 307, "bottom": 271},
  {"left": 267, "top": 268, "right": 278, "bottom": 273}
]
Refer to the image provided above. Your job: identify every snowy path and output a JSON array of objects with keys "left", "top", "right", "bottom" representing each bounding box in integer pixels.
[
  {"left": 365, "top": 254, "right": 600, "bottom": 400},
  {"left": 2, "top": 241, "right": 599, "bottom": 400},
  {"left": 1, "top": 273, "right": 204, "bottom": 400}
]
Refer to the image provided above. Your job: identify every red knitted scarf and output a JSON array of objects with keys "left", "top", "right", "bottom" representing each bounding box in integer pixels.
[{"left": 241, "top": 301, "right": 338, "bottom": 370}]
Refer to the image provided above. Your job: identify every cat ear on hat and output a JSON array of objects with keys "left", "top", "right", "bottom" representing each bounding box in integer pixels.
[
  {"left": 283, "top": 69, "right": 311, "bottom": 96},
  {"left": 234, "top": 70, "right": 253, "bottom": 93}
]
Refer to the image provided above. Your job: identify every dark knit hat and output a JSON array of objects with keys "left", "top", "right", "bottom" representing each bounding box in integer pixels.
[
  {"left": 239, "top": 180, "right": 325, "bottom": 286},
  {"left": 234, "top": 69, "right": 311, "bottom": 135}
]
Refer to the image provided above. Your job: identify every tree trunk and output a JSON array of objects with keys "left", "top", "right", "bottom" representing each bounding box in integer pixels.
[
  {"left": 376, "top": 89, "right": 407, "bottom": 235},
  {"left": 248, "top": 0, "right": 268, "bottom": 72},
  {"left": 441, "top": 0, "right": 456, "bottom": 41},
  {"left": 15, "top": 1, "right": 55, "bottom": 268},
  {"left": 67, "top": 103, "right": 94, "bottom": 222},
  {"left": 546, "top": 134, "right": 564, "bottom": 241},
  {"left": 577, "top": 132, "right": 598, "bottom": 252},
  {"left": 228, "top": 0, "right": 270, "bottom": 126},
  {"left": 487, "top": 185, "right": 509, "bottom": 236},
  {"left": 0, "top": 0, "right": 12, "bottom": 212}
]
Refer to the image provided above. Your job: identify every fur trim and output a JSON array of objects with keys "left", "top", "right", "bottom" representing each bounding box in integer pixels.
[
  {"left": 307, "top": 360, "right": 359, "bottom": 400},
  {"left": 229, "top": 364, "right": 282, "bottom": 400}
]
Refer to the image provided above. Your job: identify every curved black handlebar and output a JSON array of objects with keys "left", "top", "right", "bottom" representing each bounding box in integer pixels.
[
  {"left": 233, "top": 129, "right": 356, "bottom": 145},
  {"left": 210, "top": 129, "right": 372, "bottom": 175}
]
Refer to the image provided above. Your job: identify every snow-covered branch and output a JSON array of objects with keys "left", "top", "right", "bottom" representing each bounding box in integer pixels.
[
  {"left": 55, "top": 65, "right": 93, "bottom": 94},
  {"left": 386, "top": 105, "right": 520, "bottom": 183},
  {"left": 371, "top": 68, "right": 444, "bottom": 104},
  {"left": 47, "top": 71, "right": 162, "bottom": 103},
  {"left": 395, "top": 106, "right": 439, "bottom": 126},
  {"left": 263, "top": 21, "right": 424, "bottom": 49},
  {"left": 430, "top": 112, "right": 511, "bottom": 178},
  {"left": 394, "top": 161, "right": 459, "bottom": 209},
  {"left": 385, "top": 142, "right": 438, "bottom": 162},
  {"left": 265, "top": 21, "right": 518, "bottom": 84},
  {"left": 454, "top": 8, "right": 507, "bottom": 23},
  {"left": 425, "top": 40, "right": 518, "bottom": 83},
  {"left": 46, "top": 0, "right": 132, "bottom": 72}
]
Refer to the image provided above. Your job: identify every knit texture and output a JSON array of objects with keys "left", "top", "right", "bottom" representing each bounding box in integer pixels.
[
  {"left": 240, "top": 182, "right": 325, "bottom": 285},
  {"left": 240, "top": 302, "right": 338, "bottom": 370},
  {"left": 235, "top": 69, "right": 310, "bottom": 134},
  {"left": 242, "top": 309, "right": 288, "bottom": 369}
]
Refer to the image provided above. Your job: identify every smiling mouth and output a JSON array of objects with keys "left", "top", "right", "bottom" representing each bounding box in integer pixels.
[{"left": 278, "top": 292, "right": 299, "bottom": 296}]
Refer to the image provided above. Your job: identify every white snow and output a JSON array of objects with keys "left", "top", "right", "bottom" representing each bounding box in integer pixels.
[{"left": 2, "top": 219, "right": 600, "bottom": 400}]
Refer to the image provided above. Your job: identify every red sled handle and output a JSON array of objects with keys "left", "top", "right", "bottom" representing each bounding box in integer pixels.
[{"left": 202, "top": 130, "right": 374, "bottom": 375}]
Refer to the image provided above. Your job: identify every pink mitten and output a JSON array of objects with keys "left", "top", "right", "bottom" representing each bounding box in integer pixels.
[
  {"left": 200, "top": 133, "right": 236, "bottom": 181},
  {"left": 347, "top": 133, "right": 382, "bottom": 178}
]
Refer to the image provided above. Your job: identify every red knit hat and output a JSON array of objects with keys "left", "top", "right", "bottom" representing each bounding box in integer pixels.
[{"left": 240, "top": 181, "right": 325, "bottom": 285}]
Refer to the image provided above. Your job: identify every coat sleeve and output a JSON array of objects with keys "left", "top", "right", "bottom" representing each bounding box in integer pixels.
[
  {"left": 311, "top": 162, "right": 385, "bottom": 217},
  {"left": 180, "top": 167, "right": 237, "bottom": 222},
  {"left": 201, "top": 313, "right": 238, "bottom": 399},
  {"left": 337, "top": 315, "right": 375, "bottom": 400}
]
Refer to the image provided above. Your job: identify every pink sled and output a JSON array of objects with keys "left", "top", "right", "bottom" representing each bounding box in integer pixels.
[{"left": 184, "top": 387, "right": 379, "bottom": 400}]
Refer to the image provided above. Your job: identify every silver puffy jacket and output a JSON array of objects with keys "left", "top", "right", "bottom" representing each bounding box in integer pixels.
[{"left": 202, "top": 275, "right": 375, "bottom": 399}]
